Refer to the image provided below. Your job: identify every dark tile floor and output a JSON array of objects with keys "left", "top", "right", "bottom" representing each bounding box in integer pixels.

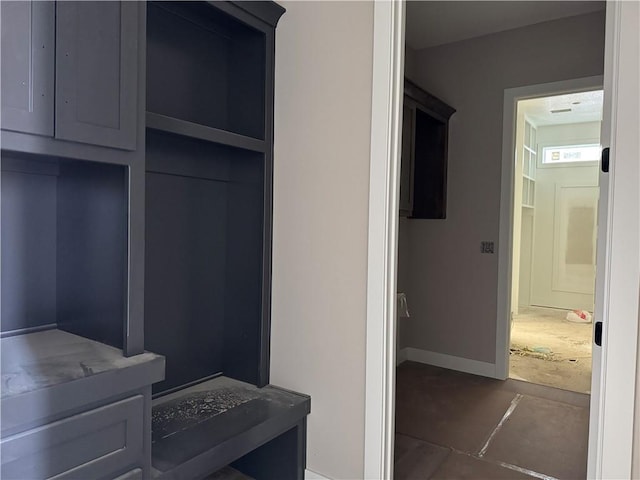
[{"left": 395, "top": 362, "right": 590, "bottom": 479}]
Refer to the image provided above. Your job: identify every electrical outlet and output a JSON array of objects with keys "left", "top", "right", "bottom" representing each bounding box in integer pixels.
[{"left": 481, "top": 241, "right": 495, "bottom": 254}]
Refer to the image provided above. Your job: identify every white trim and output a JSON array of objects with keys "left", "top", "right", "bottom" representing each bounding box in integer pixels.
[
  {"left": 588, "top": 2, "right": 640, "bottom": 478},
  {"left": 405, "top": 348, "right": 498, "bottom": 379},
  {"left": 496, "top": 75, "right": 604, "bottom": 380},
  {"left": 305, "top": 469, "right": 332, "bottom": 480},
  {"left": 363, "top": 1, "right": 405, "bottom": 479},
  {"left": 396, "top": 347, "right": 409, "bottom": 366}
]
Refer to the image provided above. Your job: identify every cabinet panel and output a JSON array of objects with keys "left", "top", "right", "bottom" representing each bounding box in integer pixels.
[
  {"left": 0, "top": 1, "right": 55, "bottom": 136},
  {"left": 113, "top": 468, "right": 142, "bottom": 480},
  {"left": 55, "top": 1, "right": 138, "bottom": 150},
  {"left": 399, "top": 104, "right": 414, "bottom": 215},
  {"left": 0, "top": 395, "right": 143, "bottom": 479}
]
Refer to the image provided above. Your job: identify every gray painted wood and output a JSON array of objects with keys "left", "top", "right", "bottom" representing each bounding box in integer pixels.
[
  {"left": 259, "top": 27, "right": 277, "bottom": 388},
  {"left": 399, "top": 104, "right": 414, "bottom": 216},
  {"left": 146, "top": 113, "right": 266, "bottom": 153},
  {"left": 113, "top": 468, "right": 143, "bottom": 480},
  {"left": 56, "top": 160, "right": 127, "bottom": 349},
  {"left": 145, "top": 130, "right": 265, "bottom": 392},
  {"left": 145, "top": 130, "right": 263, "bottom": 184},
  {"left": 1, "top": 129, "right": 136, "bottom": 166},
  {"left": 1, "top": 330, "right": 157, "bottom": 401},
  {"left": 1, "top": 395, "right": 143, "bottom": 479},
  {"left": 150, "top": 376, "right": 310, "bottom": 479},
  {"left": 228, "top": 1, "right": 286, "bottom": 29},
  {"left": 0, "top": 330, "right": 164, "bottom": 436},
  {"left": 0, "top": 1, "right": 55, "bottom": 136},
  {"left": 55, "top": 1, "right": 138, "bottom": 150},
  {"left": 145, "top": 171, "right": 228, "bottom": 395},
  {"left": 205, "top": 466, "right": 254, "bottom": 480},
  {"left": 231, "top": 419, "right": 306, "bottom": 480},
  {"left": 223, "top": 180, "right": 264, "bottom": 386},
  {"left": 146, "top": 2, "right": 264, "bottom": 139},
  {"left": 1, "top": 157, "right": 57, "bottom": 333}
]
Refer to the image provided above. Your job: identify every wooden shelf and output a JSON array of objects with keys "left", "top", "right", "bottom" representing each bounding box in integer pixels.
[
  {"left": 151, "top": 376, "right": 310, "bottom": 479},
  {"left": 1, "top": 329, "right": 165, "bottom": 435},
  {"left": 146, "top": 113, "right": 266, "bottom": 153}
]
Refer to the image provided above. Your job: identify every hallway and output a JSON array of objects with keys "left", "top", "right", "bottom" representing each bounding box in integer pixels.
[{"left": 395, "top": 362, "right": 589, "bottom": 479}]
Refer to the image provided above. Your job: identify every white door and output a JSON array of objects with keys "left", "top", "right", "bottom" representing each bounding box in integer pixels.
[
  {"left": 588, "top": 2, "right": 639, "bottom": 477},
  {"left": 530, "top": 161, "right": 599, "bottom": 312}
]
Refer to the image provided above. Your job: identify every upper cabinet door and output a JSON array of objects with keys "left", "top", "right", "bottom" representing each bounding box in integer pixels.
[
  {"left": 1, "top": 1, "right": 55, "bottom": 136},
  {"left": 55, "top": 1, "right": 138, "bottom": 150}
]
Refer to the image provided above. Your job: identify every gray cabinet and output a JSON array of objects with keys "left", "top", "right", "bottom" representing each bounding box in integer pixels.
[
  {"left": 55, "top": 1, "right": 138, "bottom": 150},
  {"left": 400, "top": 79, "right": 456, "bottom": 219},
  {"left": 399, "top": 104, "right": 414, "bottom": 216},
  {"left": 1, "top": 395, "right": 143, "bottom": 479},
  {"left": 0, "top": 0, "right": 138, "bottom": 151},
  {"left": 0, "top": 1, "right": 55, "bottom": 136}
]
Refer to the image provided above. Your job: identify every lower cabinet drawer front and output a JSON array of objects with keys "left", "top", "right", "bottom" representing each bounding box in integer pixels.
[{"left": 1, "top": 395, "right": 143, "bottom": 479}]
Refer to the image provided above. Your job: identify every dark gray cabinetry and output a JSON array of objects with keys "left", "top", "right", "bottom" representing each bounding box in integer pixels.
[
  {"left": 1, "top": 2, "right": 308, "bottom": 479},
  {"left": 400, "top": 78, "right": 456, "bottom": 219},
  {"left": 0, "top": 1, "right": 55, "bottom": 136},
  {"left": 1, "top": 0, "right": 138, "bottom": 152},
  {"left": 1, "top": 2, "right": 153, "bottom": 478},
  {"left": 144, "top": 3, "right": 310, "bottom": 479},
  {"left": 0, "top": 330, "right": 165, "bottom": 479},
  {"left": 55, "top": 1, "right": 138, "bottom": 150}
]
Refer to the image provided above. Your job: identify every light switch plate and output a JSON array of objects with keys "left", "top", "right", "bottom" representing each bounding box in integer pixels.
[{"left": 481, "top": 241, "right": 495, "bottom": 254}]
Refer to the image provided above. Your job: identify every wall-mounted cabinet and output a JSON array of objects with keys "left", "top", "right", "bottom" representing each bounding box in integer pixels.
[
  {"left": 0, "top": 2, "right": 55, "bottom": 136},
  {"left": 400, "top": 78, "right": 455, "bottom": 219},
  {"left": 1, "top": 1, "right": 139, "bottom": 152}
]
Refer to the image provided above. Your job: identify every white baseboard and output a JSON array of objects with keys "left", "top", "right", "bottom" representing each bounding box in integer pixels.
[
  {"left": 305, "top": 469, "right": 332, "bottom": 480},
  {"left": 403, "top": 347, "right": 498, "bottom": 378},
  {"left": 396, "top": 347, "right": 409, "bottom": 366}
]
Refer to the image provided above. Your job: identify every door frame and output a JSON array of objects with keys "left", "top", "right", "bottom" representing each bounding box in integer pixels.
[
  {"left": 365, "top": 1, "right": 639, "bottom": 478},
  {"left": 363, "top": 1, "right": 405, "bottom": 478},
  {"left": 495, "top": 74, "right": 604, "bottom": 381}
]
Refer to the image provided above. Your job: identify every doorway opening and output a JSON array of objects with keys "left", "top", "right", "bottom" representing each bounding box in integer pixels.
[{"left": 509, "top": 90, "right": 604, "bottom": 394}]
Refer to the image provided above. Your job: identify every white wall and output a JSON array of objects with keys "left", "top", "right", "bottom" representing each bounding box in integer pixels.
[
  {"left": 401, "top": 11, "right": 606, "bottom": 364},
  {"left": 270, "top": 2, "right": 374, "bottom": 479},
  {"left": 511, "top": 109, "right": 526, "bottom": 314},
  {"left": 536, "top": 121, "right": 601, "bottom": 149}
]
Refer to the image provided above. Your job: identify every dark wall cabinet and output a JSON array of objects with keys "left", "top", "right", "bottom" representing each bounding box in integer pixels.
[
  {"left": 2, "top": 2, "right": 309, "bottom": 479},
  {"left": 55, "top": 1, "right": 139, "bottom": 150},
  {"left": 0, "top": 1, "right": 55, "bottom": 136},
  {"left": 400, "top": 78, "right": 455, "bottom": 219},
  {"left": 1, "top": 0, "right": 138, "bottom": 151}
]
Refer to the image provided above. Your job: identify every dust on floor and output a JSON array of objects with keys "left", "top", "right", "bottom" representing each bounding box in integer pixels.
[{"left": 510, "top": 306, "right": 592, "bottom": 394}]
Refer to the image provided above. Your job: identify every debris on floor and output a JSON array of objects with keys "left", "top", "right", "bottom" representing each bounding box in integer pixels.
[
  {"left": 510, "top": 346, "right": 555, "bottom": 360},
  {"left": 566, "top": 310, "right": 593, "bottom": 323},
  {"left": 510, "top": 306, "right": 592, "bottom": 393}
]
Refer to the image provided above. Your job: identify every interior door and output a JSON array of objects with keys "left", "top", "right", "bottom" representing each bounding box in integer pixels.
[{"left": 530, "top": 162, "right": 599, "bottom": 311}]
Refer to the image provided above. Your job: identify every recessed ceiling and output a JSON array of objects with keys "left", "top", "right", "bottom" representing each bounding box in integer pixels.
[
  {"left": 406, "top": 1, "right": 606, "bottom": 50},
  {"left": 519, "top": 90, "right": 604, "bottom": 127}
]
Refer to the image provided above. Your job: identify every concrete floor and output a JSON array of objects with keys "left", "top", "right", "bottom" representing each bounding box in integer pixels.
[
  {"left": 510, "top": 306, "right": 593, "bottom": 393},
  {"left": 395, "top": 362, "right": 590, "bottom": 479}
]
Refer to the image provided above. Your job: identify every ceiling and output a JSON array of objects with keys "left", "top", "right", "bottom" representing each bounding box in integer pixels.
[
  {"left": 519, "top": 90, "right": 604, "bottom": 127},
  {"left": 406, "top": 1, "right": 606, "bottom": 50}
]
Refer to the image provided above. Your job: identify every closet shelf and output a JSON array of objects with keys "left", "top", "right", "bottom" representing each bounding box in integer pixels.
[{"left": 146, "top": 113, "right": 266, "bottom": 153}]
